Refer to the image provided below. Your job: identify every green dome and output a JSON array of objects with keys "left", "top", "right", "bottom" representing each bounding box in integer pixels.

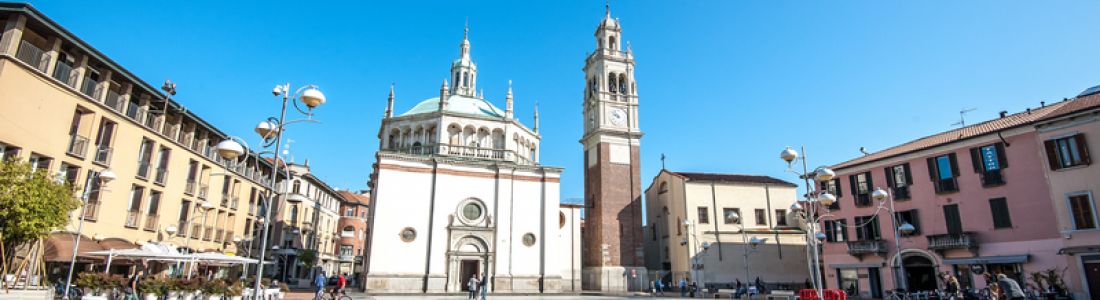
[{"left": 400, "top": 94, "right": 504, "bottom": 118}]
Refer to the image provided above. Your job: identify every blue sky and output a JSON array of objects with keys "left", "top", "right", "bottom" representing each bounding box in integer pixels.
[{"left": 26, "top": 1, "right": 1100, "bottom": 201}]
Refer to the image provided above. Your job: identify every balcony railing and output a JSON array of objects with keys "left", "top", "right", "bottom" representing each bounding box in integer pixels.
[
  {"left": 125, "top": 211, "right": 140, "bottom": 228},
  {"left": 203, "top": 226, "right": 213, "bottom": 241},
  {"left": 154, "top": 168, "right": 168, "bottom": 185},
  {"left": 927, "top": 232, "right": 978, "bottom": 251},
  {"left": 198, "top": 184, "right": 209, "bottom": 200},
  {"left": 190, "top": 137, "right": 203, "bottom": 152},
  {"left": 82, "top": 201, "right": 100, "bottom": 220},
  {"left": 179, "top": 132, "right": 194, "bottom": 148},
  {"left": 142, "top": 215, "right": 159, "bottom": 231},
  {"left": 126, "top": 105, "right": 148, "bottom": 124},
  {"left": 52, "top": 61, "right": 77, "bottom": 87},
  {"left": 79, "top": 78, "right": 100, "bottom": 99},
  {"left": 66, "top": 135, "right": 89, "bottom": 158},
  {"left": 184, "top": 180, "right": 196, "bottom": 195},
  {"left": 136, "top": 162, "right": 151, "bottom": 179},
  {"left": 104, "top": 90, "right": 125, "bottom": 112},
  {"left": 161, "top": 123, "right": 179, "bottom": 140},
  {"left": 846, "top": 239, "right": 888, "bottom": 256},
  {"left": 387, "top": 143, "right": 537, "bottom": 165},
  {"left": 191, "top": 223, "right": 203, "bottom": 239},
  {"left": 93, "top": 146, "right": 112, "bottom": 165},
  {"left": 230, "top": 196, "right": 239, "bottom": 210},
  {"left": 177, "top": 220, "right": 188, "bottom": 237},
  {"left": 221, "top": 193, "right": 230, "bottom": 207},
  {"left": 143, "top": 113, "right": 161, "bottom": 132},
  {"left": 15, "top": 40, "right": 50, "bottom": 73}
]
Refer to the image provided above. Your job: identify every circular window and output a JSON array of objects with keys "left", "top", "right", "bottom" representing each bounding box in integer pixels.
[
  {"left": 400, "top": 227, "right": 417, "bottom": 242},
  {"left": 522, "top": 233, "right": 536, "bottom": 247},
  {"left": 463, "top": 203, "right": 483, "bottom": 221}
]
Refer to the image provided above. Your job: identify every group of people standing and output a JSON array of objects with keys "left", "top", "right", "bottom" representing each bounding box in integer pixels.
[
  {"left": 649, "top": 276, "right": 766, "bottom": 298},
  {"left": 938, "top": 272, "right": 1026, "bottom": 300},
  {"left": 466, "top": 274, "right": 488, "bottom": 300}
]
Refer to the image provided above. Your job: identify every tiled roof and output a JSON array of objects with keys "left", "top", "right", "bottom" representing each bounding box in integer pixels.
[
  {"left": 669, "top": 171, "right": 797, "bottom": 187},
  {"left": 833, "top": 90, "right": 1100, "bottom": 170},
  {"left": 337, "top": 190, "right": 370, "bottom": 205}
]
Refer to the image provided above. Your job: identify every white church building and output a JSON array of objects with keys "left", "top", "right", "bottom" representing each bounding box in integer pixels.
[{"left": 363, "top": 26, "right": 581, "bottom": 294}]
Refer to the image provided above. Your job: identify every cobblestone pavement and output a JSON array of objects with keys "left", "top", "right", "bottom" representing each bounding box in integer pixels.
[{"left": 342, "top": 294, "right": 715, "bottom": 300}]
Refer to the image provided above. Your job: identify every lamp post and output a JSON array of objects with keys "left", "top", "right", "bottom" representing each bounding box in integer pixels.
[
  {"left": 681, "top": 220, "right": 699, "bottom": 283},
  {"left": 779, "top": 146, "right": 836, "bottom": 300},
  {"left": 725, "top": 211, "right": 766, "bottom": 296},
  {"left": 872, "top": 187, "right": 915, "bottom": 293},
  {"left": 62, "top": 168, "right": 116, "bottom": 300},
  {"left": 216, "top": 83, "right": 325, "bottom": 300}
]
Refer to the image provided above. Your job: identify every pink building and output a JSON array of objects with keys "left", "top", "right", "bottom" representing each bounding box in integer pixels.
[{"left": 818, "top": 89, "right": 1100, "bottom": 298}]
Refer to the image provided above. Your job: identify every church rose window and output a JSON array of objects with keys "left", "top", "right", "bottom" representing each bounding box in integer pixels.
[
  {"left": 463, "top": 203, "right": 482, "bottom": 220},
  {"left": 522, "top": 233, "right": 536, "bottom": 246},
  {"left": 400, "top": 227, "right": 417, "bottom": 242}
]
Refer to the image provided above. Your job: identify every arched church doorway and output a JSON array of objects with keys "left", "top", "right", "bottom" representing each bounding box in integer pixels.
[{"left": 902, "top": 255, "right": 937, "bottom": 292}]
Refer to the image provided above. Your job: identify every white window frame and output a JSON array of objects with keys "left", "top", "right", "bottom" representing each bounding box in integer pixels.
[{"left": 1067, "top": 191, "right": 1099, "bottom": 231}]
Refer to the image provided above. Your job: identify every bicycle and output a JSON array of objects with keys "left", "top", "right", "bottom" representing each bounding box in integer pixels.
[
  {"left": 52, "top": 282, "right": 82, "bottom": 300},
  {"left": 320, "top": 287, "right": 351, "bottom": 300}
]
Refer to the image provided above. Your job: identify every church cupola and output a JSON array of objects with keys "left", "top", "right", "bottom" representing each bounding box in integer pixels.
[{"left": 450, "top": 24, "right": 478, "bottom": 97}]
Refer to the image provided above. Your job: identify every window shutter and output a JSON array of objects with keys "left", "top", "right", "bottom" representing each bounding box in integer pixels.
[
  {"left": 948, "top": 153, "right": 960, "bottom": 177},
  {"left": 824, "top": 221, "right": 835, "bottom": 242},
  {"left": 865, "top": 172, "right": 874, "bottom": 191},
  {"left": 995, "top": 142, "right": 1008, "bottom": 168},
  {"left": 855, "top": 217, "right": 864, "bottom": 240},
  {"left": 903, "top": 164, "right": 913, "bottom": 185},
  {"left": 910, "top": 210, "right": 921, "bottom": 235},
  {"left": 849, "top": 174, "right": 858, "bottom": 196},
  {"left": 1076, "top": 134, "right": 1091, "bottom": 165},
  {"left": 1044, "top": 140, "right": 1061, "bottom": 170},
  {"left": 884, "top": 167, "right": 895, "bottom": 188},
  {"left": 833, "top": 179, "right": 843, "bottom": 197},
  {"left": 969, "top": 147, "right": 982, "bottom": 173},
  {"left": 840, "top": 220, "right": 848, "bottom": 241},
  {"left": 927, "top": 157, "right": 939, "bottom": 191}
]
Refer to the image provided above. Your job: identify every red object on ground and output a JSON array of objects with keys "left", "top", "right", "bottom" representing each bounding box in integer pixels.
[{"left": 799, "top": 289, "right": 847, "bottom": 300}]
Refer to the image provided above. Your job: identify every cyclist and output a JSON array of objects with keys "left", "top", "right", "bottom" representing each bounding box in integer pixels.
[{"left": 336, "top": 273, "right": 347, "bottom": 295}]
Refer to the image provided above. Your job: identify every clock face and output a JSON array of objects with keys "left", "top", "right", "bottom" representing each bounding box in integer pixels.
[{"left": 610, "top": 108, "right": 626, "bottom": 125}]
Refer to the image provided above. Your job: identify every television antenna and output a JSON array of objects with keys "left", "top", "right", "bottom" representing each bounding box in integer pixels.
[{"left": 951, "top": 108, "right": 977, "bottom": 127}]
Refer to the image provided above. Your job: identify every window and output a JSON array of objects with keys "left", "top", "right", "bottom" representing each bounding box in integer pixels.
[
  {"left": 177, "top": 201, "right": 191, "bottom": 236},
  {"left": 755, "top": 209, "right": 767, "bottom": 225},
  {"left": 154, "top": 147, "right": 170, "bottom": 185},
  {"left": 1068, "top": 193, "right": 1097, "bottom": 230},
  {"left": 28, "top": 153, "right": 51, "bottom": 173},
  {"left": 292, "top": 180, "right": 301, "bottom": 194},
  {"left": 346, "top": 208, "right": 354, "bottom": 217},
  {"left": 1045, "top": 134, "right": 1091, "bottom": 170},
  {"left": 823, "top": 219, "right": 848, "bottom": 242},
  {"left": 894, "top": 210, "right": 921, "bottom": 236},
  {"left": 340, "top": 245, "right": 353, "bottom": 256},
  {"left": 927, "top": 153, "right": 960, "bottom": 193},
  {"left": 136, "top": 138, "right": 153, "bottom": 178},
  {"left": 885, "top": 164, "right": 912, "bottom": 200},
  {"left": 723, "top": 208, "right": 741, "bottom": 224},
  {"left": 93, "top": 118, "right": 116, "bottom": 164},
  {"left": 697, "top": 207, "right": 709, "bottom": 224},
  {"left": 775, "top": 209, "right": 788, "bottom": 226},
  {"left": 58, "top": 163, "right": 79, "bottom": 184},
  {"left": 342, "top": 226, "right": 355, "bottom": 237},
  {"left": 659, "top": 182, "right": 669, "bottom": 194},
  {"left": 854, "top": 215, "right": 881, "bottom": 240},
  {"left": 126, "top": 185, "right": 145, "bottom": 228},
  {"left": 820, "top": 179, "right": 842, "bottom": 209},
  {"left": 0, "top": 142, "right": 19, "bottom": 161},
  {"left": 83, "top": 170, "right": 102, "bottom": 220},
  {"left": 971, "top": 143, "right": 1008, "bottom": 186},
  {"left": 290, "top": 205, "right": 299, "bottom": 224},
  {"left": 848, "top": 172, "right": 872, "bottom": 206},
  {"left": 988, "top": 198, "right": 1012, "bottom": 229}
]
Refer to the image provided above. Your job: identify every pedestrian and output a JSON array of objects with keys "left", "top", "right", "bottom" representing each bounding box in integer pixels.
[
  {"left": 982, "top": 273, "right": 1001, "bottom": 300},
  {"left": 467, "top": 274, "right": 480, "bottom": 299},
  {"left": 689, "top": 281, "right": 697, "bottom": 298},
  {"left": 679, "top": 277, "right": 687, "bottom": 297},
  {"left": 480, "top": 273, "right": 488, "bottom": 300},
  {"left": 755, "top": 277, "right": 766, "bottom": 295},
  {"left": 125, "top": 269, "right": 143, "bottom": 300},
  {"left": 655, "top": 278, "right": 664, "bottom": 296},
  {"left": 337, "top": 273, "right": 348, "bottom": 296},
  {"left": 943, "top": 274, "right": 961, "bottom": 300},
  {"left": 734, "top": 279, "right": 745, "bottom": 298},
  {"left": 996, "top": 274, "right": 1025, "bottom": 300},
  {"left": 313, "top": 270, "right": 327, "bottom": 300}
]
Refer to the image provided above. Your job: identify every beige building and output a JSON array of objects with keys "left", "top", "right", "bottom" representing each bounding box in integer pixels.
[
  {"left": 643, "top": 170, "right": 810, "bottom": 288},
  {"left": 0, "top": 3, "right": 282, "bottom": 278},
  {"left": 270, "top": 162, "right": 346, "bottom": 286}
]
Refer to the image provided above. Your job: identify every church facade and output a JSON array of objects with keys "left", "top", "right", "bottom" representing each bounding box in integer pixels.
[{"left": 363, "top": 27, "right": 580, "bottom": 293}]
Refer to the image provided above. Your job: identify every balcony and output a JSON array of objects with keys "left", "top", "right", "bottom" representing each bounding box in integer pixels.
[
  {"left": 154, "top": 168, "right": 168, "bottom": 186},
  {"left": 177, "top": 220, "right": 188, "bottom": 237},
  {"left": 136, "top": 162, "right": 151, "bottom": 179},
  {"left": 927, "top": 232, "right": 979, "bottom": 253},
  {"left": 125, "top": 211, "right": 140, "bottom": 228},
  {"left": 66, "top": 135, "right": 89, "bottom": 158},
  {"left": 104, "top": 90, "right": 125, "bottom": 112},
  {"left": 847, "top": 239, "right": 888, "bottom": 258},
  {"left": 79, "top": 78, "right": 100, "bottom": 99},
  {"left": 161, "top": 123, "right": 179, "bottom": 140},
  {"left": 82, "top": 201, "right": 100, "bottom": 221},
  {"left": 143, "top": 113, "right": 161, "bottom": 132},
  {"left": 203, "top": 226, "right": 213, "bottom": 241},
  {"left": 142, "top": 215, "right": 159, "bottom": 232},
  {"left": 52, "top": 60, "right": 77, "bottom": 87},
  {"left": 15, "top": 40, "right": 50, "bottom": 73},
  {"left": 93, "top": 146, "right": 112, "bottom": 165},
  {"left": 185, "top": 180, "right": 196, "bottom": 196},
  {"left": 178, "top": 131, "right": 193, "bottom": 147},
  {"left": 230, "top": 196, "right": 239, "bottom": 210},
  {"left": 125, "top": 105, "right": 148, "bottom": 124},
  {"left": 198, "top": 184, "right": 209, "bottom": 200},
  {"left": 191, "top": 223, "right": 202, "bottom": 239}
]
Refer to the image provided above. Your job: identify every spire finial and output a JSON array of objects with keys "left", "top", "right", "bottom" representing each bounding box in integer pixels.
[
  {"left": 385, "top": 82, "right": 395, "bottom": 118},
  {"left": 533, "top": 101, "right": 540, "bottom": 133},
  {"left": 464, "top": 17, "right": 469, "bottom": 40},
  {"left": 606, "top": 0, "right": 611, "bottom": 16}
]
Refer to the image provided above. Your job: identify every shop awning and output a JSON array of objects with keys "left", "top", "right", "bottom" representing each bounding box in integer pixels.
[
  {"left": 943, "top": 255, "right": 1029, "bottom": 265},
  {"left": 43, "top": 232, "right": 104, "bottom": 262},
  {"left": 1058, "top": 245, "right": 1100, "bottom": 255},
  {"left": 97, "top": 238, "right": 137, "bottom": 251}
]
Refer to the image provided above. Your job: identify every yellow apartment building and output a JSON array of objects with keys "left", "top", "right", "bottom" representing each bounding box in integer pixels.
[{"left": 0, "top": 3, "right": 284, "bottom": 278}]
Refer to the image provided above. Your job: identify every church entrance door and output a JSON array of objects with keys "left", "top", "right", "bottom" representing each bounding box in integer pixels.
[{"left": 460, "top": 259, "right": 480, "bottom": 291}]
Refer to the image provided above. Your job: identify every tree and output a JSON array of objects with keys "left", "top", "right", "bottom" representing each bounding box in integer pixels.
[
  {"left": 298, "top": 249, "right": 318, "bottom": 271},
  {"left": 0, "top": 157, "right": 79, "bottom": 266}
]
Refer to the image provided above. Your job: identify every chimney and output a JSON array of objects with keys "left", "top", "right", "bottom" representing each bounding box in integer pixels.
[
  {"left": 1027, "top": 108, "right": 1032, "bottom": 114},
  {"left": 999, "top": 111, "right": 1008, "bottom": 118},
  {"left": 1041, "top": 101, "right": 1046, "bottom": 107}
]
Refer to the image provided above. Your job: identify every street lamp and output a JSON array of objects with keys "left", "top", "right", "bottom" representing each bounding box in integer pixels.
[
  {"left": 217, "top": 83, "right": 326, "bottom": 300},
  {"left": 872, "top": 187, "right": 915, "bottom": 292},
  {"left": 779, "top": 146, "right": 834, "bottom": 300},
  {"left": 62, "top": 168, "right": 115, "bottom": 300},
  {"left": 726, "top": 210, "right": 766, "bottom": 295}
]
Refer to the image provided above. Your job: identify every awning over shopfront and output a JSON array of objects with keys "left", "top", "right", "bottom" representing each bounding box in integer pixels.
[
  {"left": 43, "top": 232, "right": 103, "bottom": 262},
  {"left": 1058, "top": 245, "right": 1100, "bottom": 255},
  {"left": 943, "top": 255, "right": 1029, "bottom": 265}
]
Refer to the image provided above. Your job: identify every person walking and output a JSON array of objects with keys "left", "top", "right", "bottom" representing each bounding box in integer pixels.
[
  {"left": 655, "top": 278, "right": 664, "bottom": 296},
  {"left": 996, "top": 274, "right": 1025, "bottom": 300},
  {"left": 943, "top": 274, "right": 961, "bottom": 300},
  {"left": 125, "top": 269, "right": 143, "bottom": 300},
  {"left": 467, "top": 275, "right": 480, "bottom": 299},
  {"left": 734, "top": 279, "right": 745, "bottom": 299},
  {"left": 679, "top": 277, "right": 687, "bottom": 297},
  {"left": 337, "top": 273, "right": 348, "bottom": 296},
  {"left": 313, "top": 270, "right": 327, "bottom": 300},
  {"left": 480, "top": 273, "right": 488, "bottom": 300},
  {"left": 688, "top": 281, "right": 697, "bottom": 298}
]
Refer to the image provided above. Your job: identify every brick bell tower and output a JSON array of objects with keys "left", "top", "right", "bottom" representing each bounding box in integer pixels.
[{"left": 581, "top": 4, "right": 645, "bottom": 291}]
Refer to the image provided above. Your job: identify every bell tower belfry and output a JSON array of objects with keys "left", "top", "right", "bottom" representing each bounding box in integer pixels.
[{"left": 580, "top": 3, "right": 645, "bottom": 292}]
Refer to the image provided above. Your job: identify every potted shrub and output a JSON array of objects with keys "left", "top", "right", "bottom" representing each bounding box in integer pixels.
[
  {"left": 75, "top": 273, "right": 107, "bottom": 296},
  {"left": 181, "top": 278, "right": 202, "bottom": 300},
  {"left": 165, "top": 278, "right": 184, "bottom": 300},
  {"left": 201, "top": 279, "right": 228, "bottom": 300},
  {"left": 138, "top": 277, "right": 161, "bottom": 300},
  {"left": 226, "top": 281, "right": 244, "bottom": 300},
  {"left": 278, "top": 282, "right": 290, "bottom": 300}
]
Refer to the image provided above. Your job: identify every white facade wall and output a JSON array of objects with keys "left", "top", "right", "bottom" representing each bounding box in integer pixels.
[{"left": 558, "top": 206, "right": 583, "bottom": 291}]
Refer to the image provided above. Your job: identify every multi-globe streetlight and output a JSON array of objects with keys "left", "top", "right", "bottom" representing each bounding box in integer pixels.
[
  {"left": 724, "top": 210, "right": 766, "bottom": 295},
  {"left": 62, "top": 168, "right": 117, "bottom": 300}
]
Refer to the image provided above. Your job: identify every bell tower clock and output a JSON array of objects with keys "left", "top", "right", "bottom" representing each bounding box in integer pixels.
[{"left": 580, "top": 5, "right": 644, "bottom": 292}]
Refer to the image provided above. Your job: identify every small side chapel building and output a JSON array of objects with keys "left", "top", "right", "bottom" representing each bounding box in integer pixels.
[{"left": 363, "top": 27, "right": 580, "bottom": 294}]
